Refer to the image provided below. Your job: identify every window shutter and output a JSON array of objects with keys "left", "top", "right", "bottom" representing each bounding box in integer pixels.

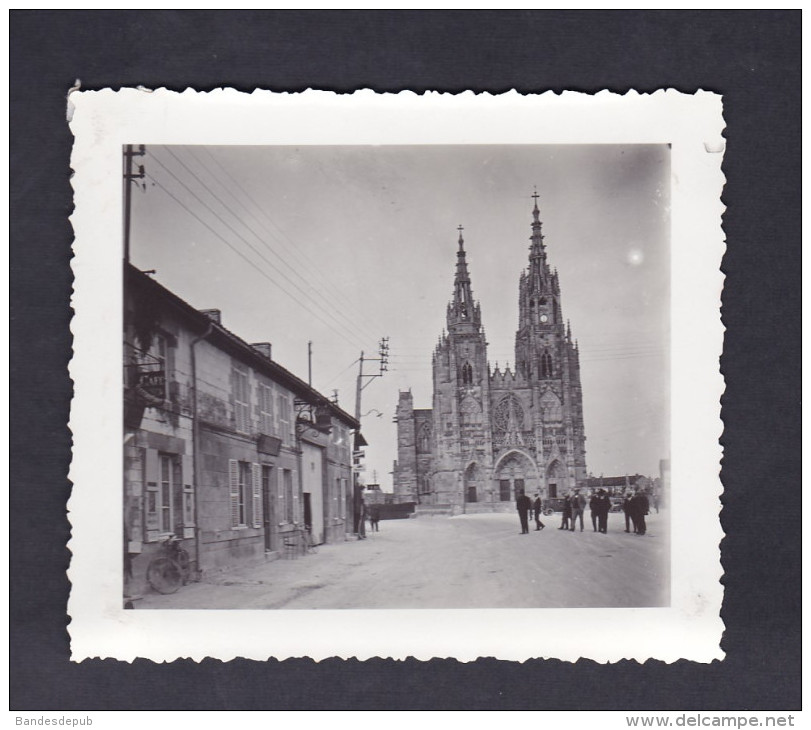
[
  {"left": 252, "top": 463, "right": 262, "bottom": 528},
  {"left": 172, "top": 456, "right": 183, "bottom": 535},
  {"left": 182, "top": 454, "right": 194, "bottom": 528},
  {"left": 144, "top": 448, "right": 160, "bottom": 536},
  {"left": 228, "top": 459, "right": 240, "bottom": 528}
]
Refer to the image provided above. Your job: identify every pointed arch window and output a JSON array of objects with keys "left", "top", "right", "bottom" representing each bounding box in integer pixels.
[
  {"left": 461, "top": 361, "right": 473, "bottom": 385},
  {"left": 540, "top": 352, "right": 554, "bottom": 378},
  {"left": 417, "top": 422, "right": 432, "bottom": 453}
]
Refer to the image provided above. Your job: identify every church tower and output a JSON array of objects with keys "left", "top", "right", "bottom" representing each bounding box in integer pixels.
[
  {"left": 431, "top": 227, "right": 493, "bottom": 504},
  {"left": 392, "top": 196, "right": 587, "bottom": 510},
  {"left": 512, "top": 192, "right": 587, "bottom": 496}
]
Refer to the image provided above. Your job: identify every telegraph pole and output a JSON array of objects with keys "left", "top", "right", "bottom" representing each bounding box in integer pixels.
[
  {"left": 354, "top": 351, "right": 364, "bottom": 422},
  {"left": 353, "top": 338, "right": 389, "bottom": 421},
  {"left": 351, "top": 337, "right": 389, "bottom": 537},
  {"left": 123, "top": 144, "right": 146, "bottom": 264}
]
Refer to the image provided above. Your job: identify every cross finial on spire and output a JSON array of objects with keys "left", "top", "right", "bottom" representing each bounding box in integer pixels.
[
  {"left": 531, "top": 187, "right": 542, "bottom": 227},
  {"left": 457, "top": 224, "right": 465, "bottom": 250}
]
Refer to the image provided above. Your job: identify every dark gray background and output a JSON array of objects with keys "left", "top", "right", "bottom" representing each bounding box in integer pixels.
[{"left": 10, "top": 10, "right": 801, "bottom": 710}]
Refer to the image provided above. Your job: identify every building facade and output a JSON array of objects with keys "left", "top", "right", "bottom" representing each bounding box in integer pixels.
[
  {"left": 124, "top": 264, "right": 357, "bottom": 598},
  {"left": 393, "top": 198, "right": 588, "bottom": 511}
]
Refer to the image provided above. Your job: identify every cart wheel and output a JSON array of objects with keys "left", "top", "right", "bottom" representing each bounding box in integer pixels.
[
  {"left": 147, "top": 557, "right": 182, "bottom": 594},
  {"left": 543, "top": 508, "right": 554, "bottom": 516}
]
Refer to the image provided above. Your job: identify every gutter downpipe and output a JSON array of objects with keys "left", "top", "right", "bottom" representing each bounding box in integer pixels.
[{"left": 191, "top": 322, "right": 213, "bottom": 578}]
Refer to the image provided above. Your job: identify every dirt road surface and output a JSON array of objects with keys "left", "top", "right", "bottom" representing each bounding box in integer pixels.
[{"left": 136, "top": 510, "right": 669, "bottom": 610}]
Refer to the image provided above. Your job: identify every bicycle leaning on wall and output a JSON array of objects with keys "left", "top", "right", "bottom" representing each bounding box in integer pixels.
[
  {"left": 146, "top": 534, "right": 191, "bottom": 594},
  {"left": 283, "top": 524, "right": 319, "bottom": 558}
]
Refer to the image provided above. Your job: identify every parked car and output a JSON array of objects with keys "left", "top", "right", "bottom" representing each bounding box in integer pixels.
[{"left": 541, "top": 497, "right": 567, "bottom": 515}]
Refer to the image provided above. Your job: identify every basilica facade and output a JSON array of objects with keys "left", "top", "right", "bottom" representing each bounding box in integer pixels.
[{"left": 393, "top": 197, "right": 588, "bottom": 510}]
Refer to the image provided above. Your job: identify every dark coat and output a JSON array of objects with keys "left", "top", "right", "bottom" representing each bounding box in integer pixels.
[
  {"left": 533, "top": 497, "right": 542, "bottom": 516},
  {"left": 562, "top": 496, "right": 573, "bottom": 517},
  {"left": 630, "top": 493, "right": 650, "bottom": 517},
  {"left": 593, "top": 494, "right": 610, "bottom": 516},
  {"left": 516, "top": 494, "right": 532, "bottom": 514}
]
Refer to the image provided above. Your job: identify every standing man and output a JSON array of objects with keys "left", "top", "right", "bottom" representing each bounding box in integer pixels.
[
  {"left": 622, "top": 490, "right": 634, "bottom": 533},
  {"left": 595, "top": 488, "right": 611, "bottom": 533},
  {"left": 357, "top": 495, "right": 367, "bottom": 540},
  {"left": 632, "top": 489, "right": 650, "bottom": 535},
  {"left": 559, "top": 492, "right": 572, "bottom": 530},
  {"left": 516, "top": 490, "right": 532, "bottom": 534},
  {"left": 532, "top": 493, "right": 545, "bottom": 531},
  {"left": 570, "top": 489, "right": 586, "bottom": 532},
  {"left": 589, "top": 491, "right": 600, "bottom": 532}
]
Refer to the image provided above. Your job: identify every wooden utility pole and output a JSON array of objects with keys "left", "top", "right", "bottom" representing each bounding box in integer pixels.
[
  {"left": 353, "top": 338, "right": 389, "bottom": 422},
  {"left": 123, "top": 144, "right": 146, "bottom": 263}
]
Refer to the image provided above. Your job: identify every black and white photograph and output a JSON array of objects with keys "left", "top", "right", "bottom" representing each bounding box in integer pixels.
[
  {"left": 12, "top": 10, "right": 801, "bottom": 717},
  {"left": 122, "top": 143, "right": 671, "bottom": 611},
  {"left": 68, "top": 89, "right": 724, "bottom": 663}
]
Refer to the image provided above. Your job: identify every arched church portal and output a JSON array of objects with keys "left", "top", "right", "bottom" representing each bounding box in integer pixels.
[
  {"left": 546, "top": 460, "right": 566, "bottom": 498},
  {"left": 493, "top": 451, "right": 541, "bottom": 502},
  {"left": 464, "top": 462, "right": 482, "bottom": 503}
]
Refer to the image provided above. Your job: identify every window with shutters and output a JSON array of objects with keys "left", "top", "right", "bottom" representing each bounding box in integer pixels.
[
  {"left": 258, "top": 382, "right": 275, "bottom": 436},
  {"left": 149, "top": 452, "right": 181, "bottom": 534},
  {"left": 283, "top": 468, "right": 294, "bottom": 523},
  {"left": 277, "top": 392, "right": 291, "bottom": 444},
  {"left": 160, "top": 454, "right": 176, "bottom": 532},
  {"left": 229, "top": 459, "right": 253, "bottom": 528},
  {"left": 251, "top": 463, "right": 262, "bottom": 528},
  {"left": 151, "top": 334, "right": 169, "bottom": 400},
  {"left": 233, "top": 365, "right": 251, "bottom": 434}
]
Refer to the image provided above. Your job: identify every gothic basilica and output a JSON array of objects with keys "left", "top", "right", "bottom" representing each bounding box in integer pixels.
[{"left": 393, "top": 196, "right": 588, "bottom": 510}]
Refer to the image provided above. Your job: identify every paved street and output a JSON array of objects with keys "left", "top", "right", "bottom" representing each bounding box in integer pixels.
[{"left": 136, "top": 510, "right": 669, "bottom": 610}]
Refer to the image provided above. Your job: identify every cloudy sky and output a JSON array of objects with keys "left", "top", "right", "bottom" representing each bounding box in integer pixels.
[{"left": 130, "top": 144, "right": 670, "bottom": 488}]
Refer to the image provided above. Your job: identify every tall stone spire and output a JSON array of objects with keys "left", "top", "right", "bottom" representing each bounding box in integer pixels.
[
  {"left": 447, "top": 225, "right": 481, "bottom": 330},
  {"left": 528, "top": 188, "right": 546, "bottom": 279}
]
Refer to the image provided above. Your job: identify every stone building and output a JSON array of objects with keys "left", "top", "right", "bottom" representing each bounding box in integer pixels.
[
  {"left": 124, "top": 264, "right": 358, "bottom": 597},
  {"left": 393, "top": 197, "right": 587, "bottom": 511},
  {"left": 585, "top": 474, "right": 653, "bottom": 496}
]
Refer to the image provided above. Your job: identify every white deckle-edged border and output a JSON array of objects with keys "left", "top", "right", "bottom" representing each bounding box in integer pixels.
[{"left": 68, "top": 88, "right": 725, "bottom": 662}]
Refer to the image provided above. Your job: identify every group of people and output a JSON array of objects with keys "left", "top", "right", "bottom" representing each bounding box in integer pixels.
[
  {"left": 621, "top": 490, "right": 650, "bottom": 535},
  {"left": 515, "top": 492, "right": 547, "bottom": 534},
  {"left": 516, "top": 488, "right": 652, "bottom": 536}
]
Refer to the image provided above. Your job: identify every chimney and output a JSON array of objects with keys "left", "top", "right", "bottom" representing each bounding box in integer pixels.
[
  {"left": 252, "top": 342, "right": 272, "bottom": 360},
  {"left": 199, "top": 309, "right": 222, "bottom": 325}
]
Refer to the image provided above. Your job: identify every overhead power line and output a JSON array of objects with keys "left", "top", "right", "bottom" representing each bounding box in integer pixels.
[
  {"left": 198, "top": 147, "right": 388, "bottom": 342},
  {"left": 146, "top": 172, "right": 370, "bottom": 352},
  {"left": 176, "top": 147, "right": 382, "bottom": 346},
  {"left": 147, "top": 154, "right": 371, "bottom": 350}
]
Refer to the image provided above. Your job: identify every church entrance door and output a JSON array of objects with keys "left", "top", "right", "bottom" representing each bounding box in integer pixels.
[
  {"left": 494, "top": 452, "right": 539, "bottom": 502},
  {"left": 513, "top": 478, "right": 525, "bottom": 499},
  {"left": 547, "top": 460, "right": 566, "bottom": 499}
]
